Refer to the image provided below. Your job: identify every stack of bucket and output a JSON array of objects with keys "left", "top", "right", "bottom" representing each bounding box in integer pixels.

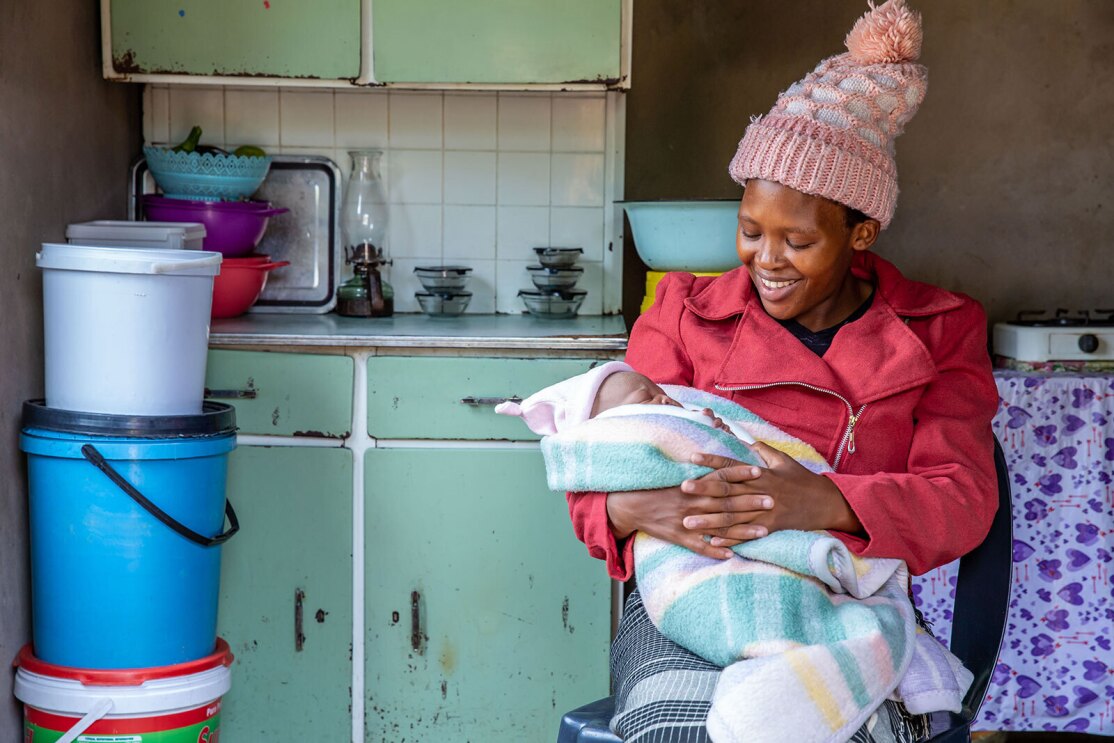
[{"left": 14, "top": 221, "right": 238, "bottom": 742}]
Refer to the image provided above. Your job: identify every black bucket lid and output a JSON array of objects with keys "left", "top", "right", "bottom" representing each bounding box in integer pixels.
[{"left": 22, "top": 400, "right": 237, "bottom": 439}]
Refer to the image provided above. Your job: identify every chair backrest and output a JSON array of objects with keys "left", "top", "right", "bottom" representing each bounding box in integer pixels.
[{"left": 947, "top": 436, "right": 1013, "bottom": 722}]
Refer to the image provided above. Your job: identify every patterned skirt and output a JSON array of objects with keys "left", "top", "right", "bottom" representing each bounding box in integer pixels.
[{"left": 609, "top": 588, "right": 933, "bottom": 743}]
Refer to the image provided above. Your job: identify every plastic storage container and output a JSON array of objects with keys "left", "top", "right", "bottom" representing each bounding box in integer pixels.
[
  {"left": 66, "top": 220, "right": 206, "bottom": 250},
  {"left": 37, "top": 243, "right": 222, "bottom": 416},
  {"left": 20, "top": 401, "right": 238, "bottom": 669},
  {"left": 14, "top": 639, "right": 232, "bottom": 742}
]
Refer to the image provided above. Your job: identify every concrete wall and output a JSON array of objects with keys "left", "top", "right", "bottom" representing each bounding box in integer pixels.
[
  {"left": 0, "top": 1, "right": 140, "bottom": 734},
  {"left": 624, "top": 0, "right": 1114, "bottom": 326}
]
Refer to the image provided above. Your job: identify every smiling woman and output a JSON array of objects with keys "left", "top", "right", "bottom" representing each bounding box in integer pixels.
[{"left": 564, "top": 1, "right": 1002, "bottom": 741}]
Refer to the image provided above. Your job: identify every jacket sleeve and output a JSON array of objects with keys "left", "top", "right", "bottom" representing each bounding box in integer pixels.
[
  {"left": 564, "top": 272, "right": 699, "bottom": 580},
  {"left": 828, "top": 300, "right": 1000, "bottom": 575}
]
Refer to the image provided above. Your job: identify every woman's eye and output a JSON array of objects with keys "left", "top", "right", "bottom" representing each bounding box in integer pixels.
[
  {"left": 740, "top": 230, "right": 760, "bottom": 240},
  {"left": 786, "top": 239, "right": 813, "bottom": 250}
]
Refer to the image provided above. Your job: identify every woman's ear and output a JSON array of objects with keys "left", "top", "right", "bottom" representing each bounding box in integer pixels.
[{"left": 850, "top": 218, "right": 881, "bottom": 252}]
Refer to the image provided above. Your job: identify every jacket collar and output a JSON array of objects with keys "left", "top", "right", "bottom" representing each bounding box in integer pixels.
[{"left": 686, "top": 253, "right": 960, "bottom": 404}]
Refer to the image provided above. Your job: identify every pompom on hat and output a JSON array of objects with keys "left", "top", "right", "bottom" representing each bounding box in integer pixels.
[
  {"left": 728, "top": 0, "right": 927, "bottom": 228},
  {"left": 494, "top": 361, "right": 634, "bottom": 435}
]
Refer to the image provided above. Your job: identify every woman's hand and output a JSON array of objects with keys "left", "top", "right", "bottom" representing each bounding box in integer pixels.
[
  {"left": 680, "top": 442, "right": 863, "bottom": 548},
  {"left": 606, "top": 482, "right": 773, "bottom": 560}
]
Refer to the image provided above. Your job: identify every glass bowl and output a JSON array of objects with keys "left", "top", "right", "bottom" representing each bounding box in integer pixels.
[
  {"left": 415, "top": 291, "right": 472, "bottom": 317},
  {"left": 526, "top": 265, "right": 583, "bottom": 291},
  {"left": 414, "top": 265, "right": 473, "bottom": 292},
  {"left": 533, "top": 247, "right": 583, "bottom": 269},
  {"left": 518, "top": 289, "right": 587, "bottom": 319}
]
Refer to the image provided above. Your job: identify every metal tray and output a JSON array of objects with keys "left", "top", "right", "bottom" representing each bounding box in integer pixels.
[{"left": 130, "top": 154, "right": 340, "bottom": 314}]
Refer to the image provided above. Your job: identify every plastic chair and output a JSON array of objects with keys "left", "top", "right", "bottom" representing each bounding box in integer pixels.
[{"left": 557, "top": 437, "right": 1013, "bottom": 743}]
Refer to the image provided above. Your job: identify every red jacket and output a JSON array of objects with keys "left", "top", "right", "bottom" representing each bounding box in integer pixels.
[{"left": 568, "top": 252, "right": 999, "bottom": 578}]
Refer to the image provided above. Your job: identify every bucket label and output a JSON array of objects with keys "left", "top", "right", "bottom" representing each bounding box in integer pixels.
[{"left": 25, "top": 712, "right": 220, "bottom": 743}]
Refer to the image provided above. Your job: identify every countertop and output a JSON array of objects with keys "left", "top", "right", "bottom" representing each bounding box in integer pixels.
[{"left": 210, "top": 312, "right": 629, "bottom": 351}]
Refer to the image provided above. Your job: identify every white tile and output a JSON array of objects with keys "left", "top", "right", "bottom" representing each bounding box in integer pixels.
[
  {"left": 497, "top": 153, "right": 550, "bottom": 206},
  {"left": 495, "top": 259, "right": 536, "bottom": 314},
  {"left": 549, "top": 207, "right": 606, "bottom": 261},
  {"left": 574, "top": 261, "right": 605, "bottom": 316},
  {"left": 497, "top": 95, "right": 551, "bottom": 151},
  {"left": 444, "top": 151, "right": 496, "bottom": 205},
  {"left": 277, "top": 146, "right": 336, "bottom": 163},
  {"left": 226, "top": 89, "right": 280, "bottom": 148},
  {"left": 168, "top": 87, "right": 225, "bottom": 145},
  {"left": 387, "top": 204, "right": 442, "bottom": 260},
  {"left": 280, "top": 90, "right": 334, "bottom": 148},
  {"left": 389, "top": 92, "right": 443, "bottom": 149},
  {"left": 552, "top": 96, "right": 607, "bottom": 152},
  {"left": 496, "top": 206, "right": 549, "bottom": 261},
  {"left": 387, "top": 150, "right": 442, "bottom": 204},
  {"left": 148, "top": 86, "right": 170, "bottom": 145},
  {"left": 459, "top": 259, "right": 495, "bottom": 314},
  {"left": 551, "top": 153, "right": 605, "bottom": 207},
  {"left": 444, "top": 94, "right": 497, "bottom": 150},
  {"left": 443, "top": 206, "right": 496, "bottom": 261},
  {"left": 335, "top": 91, "right": 389, "bottom": 149},
  {"left": 386, "top": 257, "right": 434, "bottom": 314}
]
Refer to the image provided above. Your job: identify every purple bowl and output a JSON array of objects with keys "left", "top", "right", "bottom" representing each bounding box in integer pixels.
[{"left": 141, "top": 195, "right": 288, "bottom": 256}]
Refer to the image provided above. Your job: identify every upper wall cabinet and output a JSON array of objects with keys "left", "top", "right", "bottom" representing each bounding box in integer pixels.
[
  {"left": 373, "top": 0, "right": 624, "bottom": 86},
  {"left": 101, "top": 0, "right": 631, "bottom": 90},
  {"left": 103, "top": 0, "right": 362, "bottom": 82}
]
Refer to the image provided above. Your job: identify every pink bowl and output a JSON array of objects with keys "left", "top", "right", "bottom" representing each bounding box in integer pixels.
[{"left": 142, "top": 195, "right": 288, "bottom": 257}]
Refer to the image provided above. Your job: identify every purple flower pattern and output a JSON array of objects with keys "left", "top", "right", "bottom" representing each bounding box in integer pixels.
[{"left": 912, "top": 374, "right": 1114, "bottom": 733}]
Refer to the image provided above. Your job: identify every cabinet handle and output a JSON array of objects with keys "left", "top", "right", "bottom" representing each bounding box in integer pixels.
[
  {"left": 205, "top": 387, "right": 258, "bottom": 400},
  {"left": 458, "top": 395, "right": 522, "bottom": 407},
  {"left": 295, "top": 588, "right": 306, "bottom": 652},
  {"left": 411, "top": 590, "right": 424, "bottom": 655}
]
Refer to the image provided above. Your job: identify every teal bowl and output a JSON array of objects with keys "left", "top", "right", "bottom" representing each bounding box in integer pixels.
[
  {"left": 623, "top": 200, "right": 741, "bottom": 272},
  {"left": 144, "top": 146, "right": 271, "bottom": 202}
]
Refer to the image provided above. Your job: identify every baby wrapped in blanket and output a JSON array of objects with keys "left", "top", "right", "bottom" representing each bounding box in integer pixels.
[{"left": 497, "top": 362, "right": 972, "bottom": 743}]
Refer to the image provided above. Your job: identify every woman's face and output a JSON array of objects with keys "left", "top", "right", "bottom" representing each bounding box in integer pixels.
[{"left": 736, "top": 179, "right": 878, "bottom": 332}]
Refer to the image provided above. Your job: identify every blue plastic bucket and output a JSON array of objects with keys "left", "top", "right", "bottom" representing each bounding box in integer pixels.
[{"left": 20, "top": 401, "right": 238, "bottom": 669}]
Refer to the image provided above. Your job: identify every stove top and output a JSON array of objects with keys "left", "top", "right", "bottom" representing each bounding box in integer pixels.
[
  {"left": 1006, "top": 308, "right": 1114, "bottom": 327},
  {"left": 995, "top": 309, "right": 1114, "bottom": 362}
]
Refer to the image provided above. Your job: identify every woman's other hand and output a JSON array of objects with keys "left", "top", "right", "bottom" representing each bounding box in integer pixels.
[
  {"left": 681, "top": 442, "right": 863, "bottom": 549},
  {"left": 606, "top": 483, "right": 771, "bottom": 560}
]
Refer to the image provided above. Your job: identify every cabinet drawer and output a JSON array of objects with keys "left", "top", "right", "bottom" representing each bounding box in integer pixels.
[
  {"left": 367, "top": 356, "right": 608, "bottom": 440},
  {"left": 206, "top": 350, "right": 353, "bottom": 438}
]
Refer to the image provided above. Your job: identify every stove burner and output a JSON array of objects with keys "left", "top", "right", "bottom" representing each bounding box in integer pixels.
[{"left": 1012, "top": 308, "right": 1114, "bottom": 327}]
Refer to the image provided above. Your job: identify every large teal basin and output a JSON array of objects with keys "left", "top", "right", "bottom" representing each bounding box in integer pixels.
[{"left": 623, "top": 200, "right": 740, "bottom": 272}]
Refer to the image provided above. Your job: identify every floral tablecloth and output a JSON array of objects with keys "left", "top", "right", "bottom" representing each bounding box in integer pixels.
[{"left": 912, "top": 372, "right": 1114, "bottom": 735}]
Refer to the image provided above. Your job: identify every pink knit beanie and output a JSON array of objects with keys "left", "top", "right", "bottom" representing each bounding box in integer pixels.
[
  {"left": 728, "top": 0, "right": 927, "bottom": 228},
  {"left": 494, "top": 361, "right": 634, "bottom": 436}
]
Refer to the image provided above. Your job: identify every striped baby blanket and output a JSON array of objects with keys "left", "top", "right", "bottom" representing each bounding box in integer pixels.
[{"left": 542, "top": 385, "right": 969, "bottom": 743}]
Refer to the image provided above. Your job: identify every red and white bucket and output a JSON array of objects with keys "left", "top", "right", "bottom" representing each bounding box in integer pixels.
[{"left": 13, "top": 639, "right": 232, "bottom": 743}]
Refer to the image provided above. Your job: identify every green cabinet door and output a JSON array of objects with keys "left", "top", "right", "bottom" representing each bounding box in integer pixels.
[
  {"left": 107, "top": 0, "right": 361, "bottom": 79},
  {"left": 218, "top": 446, "right": 353, "bottom": 740},
  {"left": 365, "top": 447, "right": 610, "bottom": 741},
  {"left": 373, "top": 0, "right": 622, "bottom": 84}
]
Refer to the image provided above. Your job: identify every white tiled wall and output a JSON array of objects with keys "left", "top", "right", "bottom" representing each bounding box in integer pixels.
[{"left": 143, "top": 86, "right": 624, "bottom": 315}]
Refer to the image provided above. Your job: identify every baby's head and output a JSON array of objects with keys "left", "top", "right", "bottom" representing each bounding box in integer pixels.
[{"left": 590, "top": 371, "right": 682, "bottom": 418}]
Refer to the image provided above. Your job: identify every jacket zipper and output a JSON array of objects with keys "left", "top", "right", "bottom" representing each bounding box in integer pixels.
[{"left": 714, "top": 381, "right": 867, "bottom": 471}]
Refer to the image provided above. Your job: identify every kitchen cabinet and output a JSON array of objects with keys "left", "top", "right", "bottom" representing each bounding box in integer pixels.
[
  {"left": 102, "top": 0, "right": 630, "bottom": 89},
  {"left": 216, "top": 445, "right": 353, "bottom": 741},
  {"left": 103, "top": 0, "right": 362, "bottom": 81},
  {"left": 373, "top": 0, "right": 624, "bottom": 86},
  {"left": 203, "top": 315, "right": 627, "bottom": 741}
]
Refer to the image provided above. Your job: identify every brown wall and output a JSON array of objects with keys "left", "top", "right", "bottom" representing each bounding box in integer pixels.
[
  {"left": 624, "top": 0, "right": 1114, "bottom": 326},
  {"left": 0, "top": 1, "right": 140, "bottom": 734}
]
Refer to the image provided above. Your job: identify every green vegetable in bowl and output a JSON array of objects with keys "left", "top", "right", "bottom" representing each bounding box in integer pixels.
[
  {"left": 232, "top": 144, "right": 267, "bottom": 158},
  {"left": 171, "top": 125, "right": 203, "bottom": 153}
]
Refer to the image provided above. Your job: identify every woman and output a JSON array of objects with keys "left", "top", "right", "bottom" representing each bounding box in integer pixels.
[{"left": 567, "top": 1, "right": 999, "bottom": 740}]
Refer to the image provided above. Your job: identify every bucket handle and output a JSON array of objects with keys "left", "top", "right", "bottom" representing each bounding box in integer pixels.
[
  {"left": 57, "top": 697, "right": 113, "bottom": 743},
  {"left": 80, "top": 444, "right": 239, "bottom": 547}
]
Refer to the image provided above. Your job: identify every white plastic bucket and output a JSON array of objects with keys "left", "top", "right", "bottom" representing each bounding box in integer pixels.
[
  {"left": 66, "top": 220, "right": 207, "bottom": 250},
  {"left": 14, "top": 640, "right": 232, "bottom": 743},
  {"left": 37, "top": 243, "right": 223, "bottom": 416}
]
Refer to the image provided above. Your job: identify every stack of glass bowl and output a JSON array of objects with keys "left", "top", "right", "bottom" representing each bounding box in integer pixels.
[
  {"left": 414, "top": 265, "right": 473, "bottom": 317},
  {"left": 519, "top": 248, "right": 586, "bottom": 319}
]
